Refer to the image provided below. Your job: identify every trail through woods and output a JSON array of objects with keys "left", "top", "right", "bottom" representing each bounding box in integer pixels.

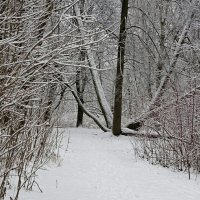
[{"left": 7, "top": 128, "right": 200, "bottom": 200}]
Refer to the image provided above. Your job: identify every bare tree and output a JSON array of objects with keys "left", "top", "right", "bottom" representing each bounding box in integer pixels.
[{"left": 112, "top": 0, "right": 129, "bottom": 135}]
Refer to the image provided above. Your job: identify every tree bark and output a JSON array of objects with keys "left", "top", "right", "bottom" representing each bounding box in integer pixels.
[
  {"left": 76, "top": 51, "right": 86, "bottom": 127},
  {"left": 112, "top": 0, "right": 129, "bottom": 136}
]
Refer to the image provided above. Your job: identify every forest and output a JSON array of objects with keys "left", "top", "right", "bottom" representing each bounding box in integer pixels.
[{"left": 0, "top": 0, "right": 200, "bottom": 199}]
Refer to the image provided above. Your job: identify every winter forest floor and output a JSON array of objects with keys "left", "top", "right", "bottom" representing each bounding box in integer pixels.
[{"left": 7, "top": 128, "right": 200, "bottom": 200}]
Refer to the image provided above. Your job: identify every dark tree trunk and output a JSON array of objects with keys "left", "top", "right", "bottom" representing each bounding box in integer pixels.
[
  {"left": 112, "top": 0, "right": 129, "bottom": 136},
  {"left": 76, "top": 98, "right": 84, "bottom": 127},
  {"left": 76, "top": 51, "right": 87, "bottom": 127}
]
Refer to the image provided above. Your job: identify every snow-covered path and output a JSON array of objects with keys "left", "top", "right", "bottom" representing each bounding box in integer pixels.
[{"left": 11, "top": 128, "right": 200, "bottom": 200}]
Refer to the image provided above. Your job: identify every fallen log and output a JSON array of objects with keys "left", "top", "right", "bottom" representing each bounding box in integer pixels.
[{"left": 120, "top": 128, "right": 174, "bottom": 139}]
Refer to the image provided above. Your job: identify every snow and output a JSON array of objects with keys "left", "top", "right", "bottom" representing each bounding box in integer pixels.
[{"left": 7, "top": 128, "right": 200, "bottom": 200}]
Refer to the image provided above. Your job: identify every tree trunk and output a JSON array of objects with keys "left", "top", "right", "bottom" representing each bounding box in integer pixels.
[
  {"left": 156, "top": 0, "right": 166, "bottom": 89},
  {"left": 76, "top": 51, "right": 86, "bottom": 127},
  {"left": 112, "top": 0, "right": 129, "bottom": 136},
  {"left": 74, "top": 2, "right": 113, "bottom": 128}
]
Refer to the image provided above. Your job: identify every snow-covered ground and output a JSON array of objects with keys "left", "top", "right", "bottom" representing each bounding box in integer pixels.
[{"left": 7, "top": 128, "right": 200, "bottom": 200}]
